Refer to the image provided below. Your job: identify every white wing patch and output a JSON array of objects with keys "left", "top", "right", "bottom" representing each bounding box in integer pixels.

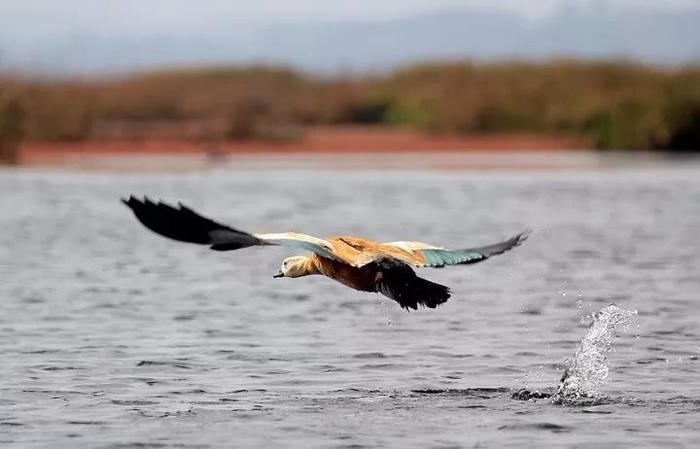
[
  {"left": 254, "top": 232, "right": 339, "bottom": 260},
  {"left": 384, "top": 241, "right": 444, "bottom": 251},
  {"left": 254, "top": 232, "right": 334, "bottom": 250}
]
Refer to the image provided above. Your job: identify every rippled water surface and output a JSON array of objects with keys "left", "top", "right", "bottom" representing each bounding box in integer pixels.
[{"left": 2, "top": 162, "right": 700, "bottom": 448}]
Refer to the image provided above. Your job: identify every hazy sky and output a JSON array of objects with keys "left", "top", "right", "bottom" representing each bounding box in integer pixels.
[
  {"left": 2, "top": 0, "right": 699, "bottom": 74},
  {"left": 3, "top": 0, "right": 700, "bottom": 29},
  {"left": 1, "top": 0, "right": 699, "bottom": 40}
]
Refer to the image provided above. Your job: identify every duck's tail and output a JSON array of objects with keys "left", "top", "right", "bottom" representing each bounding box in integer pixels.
[{"left": 375, "top": 259, "right": 451, "bottom": 311}]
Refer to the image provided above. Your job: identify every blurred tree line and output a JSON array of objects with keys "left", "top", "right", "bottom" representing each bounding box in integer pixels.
[
  {"left": 0, "top": 87, "right": 24, "bottom": 163},
  {"left": 1, "top": 60, "right": 699, "bottom": 151}
]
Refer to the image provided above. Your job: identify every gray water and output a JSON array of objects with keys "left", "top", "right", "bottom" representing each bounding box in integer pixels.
[{"left": 1, "top": 163, "right": 700, "bottom": 448}]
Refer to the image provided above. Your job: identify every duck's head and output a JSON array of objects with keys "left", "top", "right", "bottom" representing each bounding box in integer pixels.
[{"left": 273, "top": 255, "right": 311, "bottom": 279}]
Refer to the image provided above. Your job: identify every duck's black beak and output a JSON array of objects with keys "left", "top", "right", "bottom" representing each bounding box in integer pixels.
[{"left": 273, "top": 270, "right": 284, "bottom": 278}]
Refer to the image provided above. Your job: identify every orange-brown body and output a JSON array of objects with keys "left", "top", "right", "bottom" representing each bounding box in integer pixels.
[
  {"left": 300, "top": 236, "right": 437, "bottom": 294},
  {"left": 307, "top": 253, "right": 380, "bottom": 292}
]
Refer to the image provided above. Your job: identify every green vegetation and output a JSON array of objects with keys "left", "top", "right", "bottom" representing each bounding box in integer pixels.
[
  {"left": 0, "top": 88, "right": 25, "bottom": 163},
  {"left": 1, "top": 60, "right": 699, "bottom": 150}
]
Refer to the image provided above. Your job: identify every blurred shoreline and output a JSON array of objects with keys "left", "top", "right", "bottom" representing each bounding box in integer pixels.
[
  {"left": 18, "top": 125, "right": 586, "bottom": 169},
  {"left": 7, "top": 125, "right": 692, "bottom": 172}
]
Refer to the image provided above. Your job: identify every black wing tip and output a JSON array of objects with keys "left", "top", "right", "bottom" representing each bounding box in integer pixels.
[
  {"left": 487, "top": 228, "right": 530, "bottom": 257},
  {"left": 121, "top": 195, "right": 193, "bottom": 212},
  {"left": 121, "top": 195, "right": 148, "bottom": 209},
  {"left": 514, "top": 228, "right": 532, "bottom": 246},
  {"left": 121, "top": 195, "right": 154, "bottom": 211},
  {"left": 495, "top": 228, "right": 531, "bottom": 252},
  {"left": 446, "top": 228, "right": 531, "bottom": 265},
  {"left": 120, "top": 195, "right": 257, "bottom": 249},
  {"left": 121, "top": 194, "right": 138, "bottom": 208},
  {"left": 120, "top": 195, "right": 220, "bottom": 245}
]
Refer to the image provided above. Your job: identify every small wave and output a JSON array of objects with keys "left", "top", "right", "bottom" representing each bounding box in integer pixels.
[
  {"left": 352, "top": 352, "right": 387, "bottom": 359},
  {"left": 498, "top": 422, "right": 572, "bottom": 433},
  {"left": 111, "top": 399, "right": 159, "bottom": 406},
  {"left": 136, "top": 360, "right": 192, "bottom": 369},
  {"left": 412, "top": 387, "right": 510, "bottom": 399}
]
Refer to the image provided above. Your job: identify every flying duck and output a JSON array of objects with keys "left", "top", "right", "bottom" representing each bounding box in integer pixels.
[{"left": 122, "top": 196, "right": 529, "bottom": 310}]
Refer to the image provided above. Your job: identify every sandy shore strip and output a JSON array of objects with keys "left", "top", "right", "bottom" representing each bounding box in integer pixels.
[
  {"left": 10, "top": 126, "right": 683, "bottom": 172},
  {"left": 11, "top": 150, "right": 683, "bottom": 173},
  {"left": 18, "top": 126, "right": 586, "bottom": 161}
]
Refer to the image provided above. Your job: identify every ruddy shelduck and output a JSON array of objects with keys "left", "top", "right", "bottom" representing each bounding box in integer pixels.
[{"left": 122, "top": 196, "right": 529, "bottom": 310}]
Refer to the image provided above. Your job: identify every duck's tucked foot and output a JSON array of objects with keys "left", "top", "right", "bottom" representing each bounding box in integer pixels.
[{"left": 375, "top": 259, "right": 451, "bottom": 310}]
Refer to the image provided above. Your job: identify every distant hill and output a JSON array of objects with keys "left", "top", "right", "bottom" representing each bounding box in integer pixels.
[{"left": 1, "top": 5, "right": 699, "bottom": 75}]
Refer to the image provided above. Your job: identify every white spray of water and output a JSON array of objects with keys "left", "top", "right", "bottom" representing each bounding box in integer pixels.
[{"left": 556, "top": 304, "right": 638, "bottom": 400}]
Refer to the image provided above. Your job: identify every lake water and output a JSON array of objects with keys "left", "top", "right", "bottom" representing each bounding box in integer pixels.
[{"left": 1, "top": 158, "right": 700, "bottom": 448}]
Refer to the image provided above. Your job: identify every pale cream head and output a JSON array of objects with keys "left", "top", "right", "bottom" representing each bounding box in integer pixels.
[{"left": 273, "top": 255, "right": 312, "bottom": 278}]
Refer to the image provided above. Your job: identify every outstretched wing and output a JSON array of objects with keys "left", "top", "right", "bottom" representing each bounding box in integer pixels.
[
  {"left": 383, "top": 230, "right": 530, "bottom": 268},
  {"left": 121, "top": 196, "right": 339, "bottom": 260}
]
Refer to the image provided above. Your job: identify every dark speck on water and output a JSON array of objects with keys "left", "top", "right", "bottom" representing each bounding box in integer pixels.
[{"left": 1, "top": 161, "right": 700, "bottom": 448}]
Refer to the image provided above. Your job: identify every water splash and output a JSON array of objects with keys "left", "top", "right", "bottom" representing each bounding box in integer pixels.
[
  {"left": 554, "top": 304, "right": 638, "bottom": 402},
  {"left": 512, "top": 303, "right": 638, "bottom": 403}
]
